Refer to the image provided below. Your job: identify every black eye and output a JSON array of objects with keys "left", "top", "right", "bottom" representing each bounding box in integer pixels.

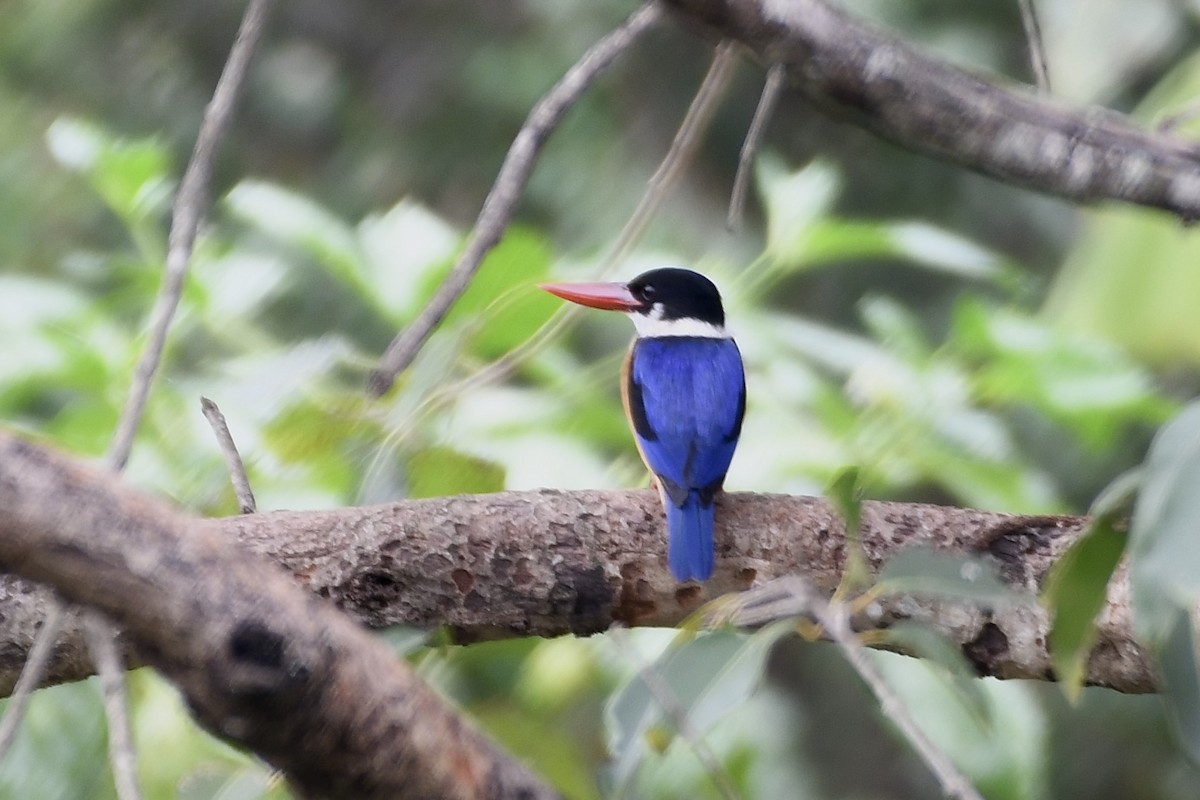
[{"left": 638, "top": 283, "right": 657, "bottom": 302}]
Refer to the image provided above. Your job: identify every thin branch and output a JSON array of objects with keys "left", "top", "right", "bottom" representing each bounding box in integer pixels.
[
  {"left": 610, "top": 626, "right": 742, "bottom": 800},
  {"left": 83, "top": 615, "right": 140, "bottom": 800},
  {"left": 604, "top": 39, "right": 739, "bottom": 271},
  {"left": 0, "top": 602, "right": 65, "bottom": 755},
  {"left": 1158, "top": 101, "right": 1200, "bottom": 132},
  {"left": 744, "top": 577, "right": 985, "bottom": 800},
  {"left": 107, "top": 0, "right": 276, "bottom": 470},
  {"left": 663, "top": 0, "right": 1200, "bottom": 220},
  {"left": 727, "top": 63, "right": 784, "bottom": 230},
  {"left": 367, "top": 2, "right": 663, "bottom": 397},
  {"left": 1017, "top": 0, "right": 1051, "bottom": 93},
  {"left": 84, "top": 615, "right": 142, "bottom": 800},
  {"left": 200, "top": 397, "right": 257, "bottom": 514}
]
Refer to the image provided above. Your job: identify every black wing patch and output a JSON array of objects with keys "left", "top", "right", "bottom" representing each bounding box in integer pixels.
[
  {"left": 725, "top": 380, "right": 746, "bottom": 443},
  {"left": 657, "top": 474, "right": 690, "bottom": 507},
  {"left": 626, "top": 369, "right": 657, "bottom": 441}
]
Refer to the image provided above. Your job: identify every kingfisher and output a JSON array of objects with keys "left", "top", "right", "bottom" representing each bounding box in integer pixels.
[{"left": 540, "top": 267, "right": 746, "bottom": 581}]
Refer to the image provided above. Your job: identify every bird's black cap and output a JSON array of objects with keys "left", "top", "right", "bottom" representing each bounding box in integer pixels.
[{"left": 627, "top": 267, "right": 725, "bottom": 326}]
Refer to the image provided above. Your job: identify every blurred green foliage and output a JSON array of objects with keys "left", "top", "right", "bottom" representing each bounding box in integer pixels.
[{"left": 4, "top": 0, "right": 1200, "bottom": 798}]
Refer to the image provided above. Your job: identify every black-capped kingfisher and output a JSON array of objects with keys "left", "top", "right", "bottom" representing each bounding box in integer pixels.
[{"left": 540, "top": 267, "right": 746, "bottom": 581}]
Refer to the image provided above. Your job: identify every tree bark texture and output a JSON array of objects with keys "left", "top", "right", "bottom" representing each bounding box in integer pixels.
[
  {"left": 0, "top": 433, "right": 559, "bottom": 800},
  {"left": 662, "top": 0, "right": 1200, "bottom": 220},
  {"left": 0, "top": 432, "right": 1152, "bottom": 703}
]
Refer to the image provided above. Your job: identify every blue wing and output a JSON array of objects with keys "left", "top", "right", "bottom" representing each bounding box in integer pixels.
[{"left": 625, "top": 337, "right": 745, "bottom": 503}]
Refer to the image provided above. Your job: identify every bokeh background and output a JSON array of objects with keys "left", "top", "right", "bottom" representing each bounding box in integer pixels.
[{"left": 3, "top": 0, "right": 1200, "bottom": 797}]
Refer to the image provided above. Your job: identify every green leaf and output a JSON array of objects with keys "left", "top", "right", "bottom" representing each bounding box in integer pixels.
[
  {"left": 1158, "top": 608, "right": 1200, "bottom": 765},
  {"left": 470, "top": 700, "right": 603, "bottom": 800},
  {"left": 46, "top": 117, "right": 172, "bottom": 242},
  {"left": 875, "top": 547, "right": 1022, "bottom": 604},
  {"left": 858, "top": 295, "right": 932, "bottom": 363},
  {"left": 884, "top": 221, "right": 1007, "bottom": 282},
  {"left": 758, "top": 156, "right": 841, "bottom": 268},
  {"left": 827, "top": 467, "right": 870, "bottom": 592},
  {"left": 1128, "top": 401, "right": 1200, "bottom": 643},
  {"left": 803, "top": 219, "right": 1010, "bottom": 285},
  {"left": 177, "top": 770, "right": 281, "bottom": 800},
  {"left": 0, "top": 681, "right": 108, "bottom": 800},
  {"left": 261, "top": 391, "right": 372, "bottom": 500},
  {"left": 1041, "top": 514, "right": 1126, "bottom": 701},
  {"left": 0, "top": 276, "right": 91, "bottom": 384},
  {"left": 357, "top": 199, "right": 460, "bottom": 322},
  {"left": 377, "top": 625, "right": 433, "bottom": 656},
  {"left": 827, "top": 466, "right": 863, "bottom": 538},
  {"left": 881, "top": 621, "right": 991, "bottom": 728},
  {"left": 1089, "top": 467, "right": 1143, "bottom": 519},
  {"left": 605, "top": 626, "right": 787, "bottom": 793},
  {"left": 225, "top": 180, "right": 370, "bottom": 302},
  {"left": 407, "top": 446, "right": 505, "bottom": 497},
  {"left": 954, "top": 298, "right": 1176, "bottom": 449},
  {"left": 428, "top": 226, "right": 559, "bottom": 359}
]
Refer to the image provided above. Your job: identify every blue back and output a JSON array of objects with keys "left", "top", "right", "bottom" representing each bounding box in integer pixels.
[{"left": 627, "top": 337, "right": 745, "bottom": 501}]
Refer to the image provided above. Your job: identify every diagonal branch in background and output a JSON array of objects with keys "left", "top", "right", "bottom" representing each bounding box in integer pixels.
[
  {"left": 604, "top": 38, "right": 739, "bottom": 270},
  {"left": 662, "top": 0, "right": 1200, "bottom": 220},
  {"left": 738, "top": 578, "right": 985, "bottom": 800},
  {"left": 368, "top": 2, "right": 663, "bottom": 397},
  {"left": 728, "top": 62, "right": 784, "bottom": 230},
  {"left": 1016, "top": 0, "right": 1051, "bottom": 93},
  {"left": 108, "top": 0, "right": 276, "bottom": 470},
  {"left": 84, "top": 613, "right": 142, "bottom": 800},
  {"left": 0, "top": 433, "right": 560, "bottom": 800},
  {"left": 0, "top": 432, "right": 1154, "bottom": 697}
]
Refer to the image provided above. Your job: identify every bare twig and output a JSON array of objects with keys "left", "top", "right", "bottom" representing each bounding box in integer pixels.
[
  {"left": 815, "top": 591, "right": 986, "bottom": 800},
  {"left": 84, "top": 616, "right": 142, "bottom": 800},
  {"left": 200, "top": 396, "right": 257, "bottom": 514},
  {"left": 728, "top": 63, "right": 784, "bottom": 230},
  {"left": 1158, "top": 102, "right": 1200, "bottom": 133},
  {"left": 367, "top": 2, "right": 663, "bottom": 397},
  {"left": 609, "top": 626, "right": 743, "bottom": 800},
  {"left": 1017, "top": 0, "right": 1050, "bottom": 93},
  {"left": 731, "top": 577, "right": 985, "bottom": 800},
  {"left": 107, "top": 0, "right": 276, "bottom": 470},
  {"left": 0, "top": 603, "right": 65, "bottom": 755},
  {"left": 604, "top": 39, "right": 739, "bottom": 270}
]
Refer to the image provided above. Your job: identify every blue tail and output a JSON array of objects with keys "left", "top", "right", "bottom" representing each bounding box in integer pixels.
[{"left": 666, "top": 491, "right": 714, "bottom": 581}]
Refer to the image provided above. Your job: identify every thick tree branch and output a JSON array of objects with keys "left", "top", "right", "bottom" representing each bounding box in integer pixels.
[
  {"left": 662, "top": 0, "right": 1200, "bottom": 220},
  {"left": 0, "top": 433, "right": 558, "bottom": 800},
  {"left": 0, "top": 433, "right": 1152, "bottom": 699}
]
